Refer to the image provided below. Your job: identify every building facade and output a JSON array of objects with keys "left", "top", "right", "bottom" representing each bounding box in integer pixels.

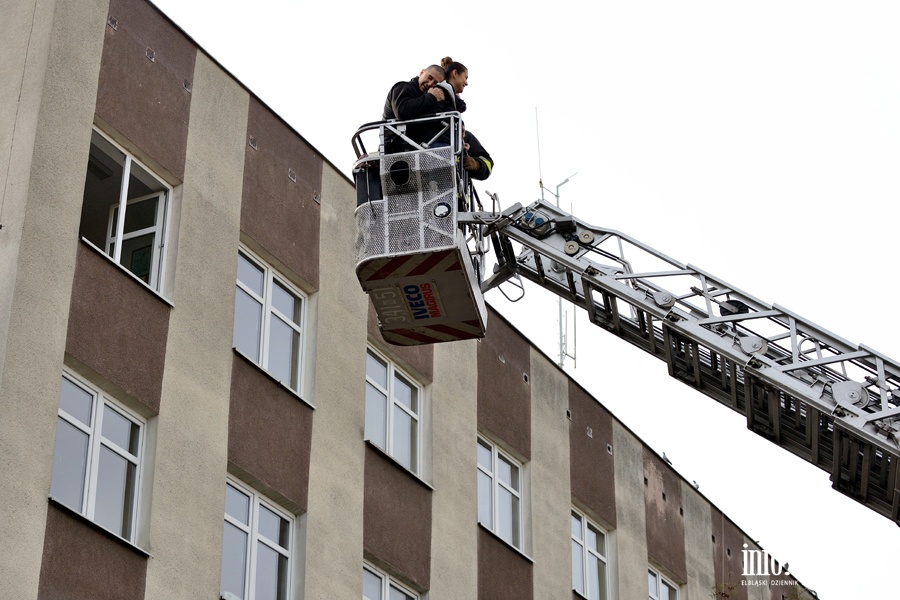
[{"left": 0, "top": 0, "right": 814, "bottom": 598}]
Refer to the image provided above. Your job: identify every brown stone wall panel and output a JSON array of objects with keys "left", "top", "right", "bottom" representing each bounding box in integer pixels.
[
  {"left": 711, "top": 507, "right": 748, "bottom": 600},
  {"left": 228, "top": 354, "right": 313, "bottom": 512},
  {"left": 568, "top": 380, "right": 616, "bottom": 527},
  {"left": 477, "top": 309, "right": 531, "bottom": 459},
  {"left": 477, "top": 527, "right": 533, "bottom": 600},
  {"left": 367, "top": 304, "right": 434, "bottom": 382},
  {"left": 96, "top": 0, "right": 196, "bottom": 178},
  {"left": 643, "top": 448, "right": 687, "bottom": 583},
  {"left": 363, "top": 446, "right": 431, "bottom": 589},
  {"left": 38, "top": 503, "right": 147, "bottom": 600},
  {"left": 66, "top": 243, "right": 169, "bottom": 413},
  {"left": 241, "top": 98, "right": 322, "bottom": 289}
]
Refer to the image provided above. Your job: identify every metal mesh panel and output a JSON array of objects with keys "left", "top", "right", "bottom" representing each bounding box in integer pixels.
[{"left": 355, "top": 147, "right": 458, "bottom": 265}]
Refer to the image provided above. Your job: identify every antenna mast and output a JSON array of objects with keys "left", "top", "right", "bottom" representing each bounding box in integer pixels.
[{"left": 535, "top": 108, "right": 577, "bottom": 368}]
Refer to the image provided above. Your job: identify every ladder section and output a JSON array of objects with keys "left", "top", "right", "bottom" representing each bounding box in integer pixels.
[{"left": 475, "top": 200, "right": 900, "bottom": 524}]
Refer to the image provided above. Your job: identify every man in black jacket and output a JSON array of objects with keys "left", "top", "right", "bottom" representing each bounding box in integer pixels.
[{"left": 382, "top": 66, "right": 447, "bottom": 151}]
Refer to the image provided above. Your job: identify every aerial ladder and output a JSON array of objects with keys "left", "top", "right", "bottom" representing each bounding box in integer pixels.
[{"left": 352, "top": 116, "right": 900, "bottom": 525}]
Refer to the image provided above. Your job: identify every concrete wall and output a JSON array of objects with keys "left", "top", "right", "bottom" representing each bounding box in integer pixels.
[
  {"left": 530, "top": 349, "right": 572, "bottom": 598},
  {"left": 430, "top": 338, "right": 479, "bottom": 598},
  {"left": 0, "top": 0, "right": 108, "bottom": 596},
  {"left": 301, "top": 160, "right": 368, "bottom": 599},
  {"left": 613, "top": 421, "right": 649, "bottom": 600},
  {"left": 143, "top": 51, "right": 248, "bottom": 597},
  {"left": 682, "top": 480, "right": 716, "bottom": 600}
]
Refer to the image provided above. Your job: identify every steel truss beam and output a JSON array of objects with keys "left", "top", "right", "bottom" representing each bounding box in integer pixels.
[{"left": 467, "top": 200, "right": 900, "bottom": 524}]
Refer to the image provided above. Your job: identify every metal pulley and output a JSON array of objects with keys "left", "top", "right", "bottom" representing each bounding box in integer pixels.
[
  {"left": 832, "top": 380, "right": 868, "bottom": 407},
  {"left": 653, "top": 290, "right": 676, "bottom": 309},
  {"left": 739, "top": 335, "right": 767, "bottom": 355}
]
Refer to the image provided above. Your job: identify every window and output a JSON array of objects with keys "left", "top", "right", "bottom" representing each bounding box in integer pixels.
[
  {"left": 220, "top": 479, "right": 294, "bottom": 600},
  {"left": 648, "top": 568, "right": 679, "bottom": 600},
  {"left": 364, "top": 348, "right": 421, "bottom": 473},
  {"left": 80, "top": 129, "right": 172, "bottom": 292},
  {"left": 363, "top": 564, "right": 418, "bottom": 600},
  {"left": 233, "top": 248, "right": 306, "bottom": 393},
  {"left": 572, "top": 510, "right": 609, "bottom": 600},
  {"left": 49, "top": 373, "right": 145, "bottom": 543},
  {"left": 477, "top": 437, "right": 522, "bottom": 549}
]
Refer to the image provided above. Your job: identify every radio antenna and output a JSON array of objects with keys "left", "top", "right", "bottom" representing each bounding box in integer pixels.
[{"left": 535, "top": 108, "right": 577, "bottom": 368}]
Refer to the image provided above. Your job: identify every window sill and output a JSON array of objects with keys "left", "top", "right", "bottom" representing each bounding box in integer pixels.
[
  {"left": 477, "top": 522, "right": 534, "bottom": 563},
  {"left": 79, "top": 238, "right": 174, "bottom": 307},
  {"left": 232, "top": 348, "right": 316, "bottom": 410},
  {"left": 364, "top": 440, "right": 433, "bottom": 491},
  {"left": 48, "top": 496, "right": 152, "bottom": 558}
]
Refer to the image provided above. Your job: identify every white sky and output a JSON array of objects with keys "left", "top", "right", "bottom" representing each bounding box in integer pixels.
[{"left": 152, "top": 1, "right": 900, "bottom": 597}]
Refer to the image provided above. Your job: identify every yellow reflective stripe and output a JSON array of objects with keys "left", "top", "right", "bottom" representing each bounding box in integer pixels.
[{"left": 483, "top": 158, "right": 493, "bottom": 172}]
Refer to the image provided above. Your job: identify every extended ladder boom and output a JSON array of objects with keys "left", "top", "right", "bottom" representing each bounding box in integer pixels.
[{"left": 466, "top": 199, "right": 900, "bottom": 523}]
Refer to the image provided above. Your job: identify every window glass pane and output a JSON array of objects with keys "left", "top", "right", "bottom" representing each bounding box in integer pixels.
[
  {"left": 595, "top": 559, "right": 608, "bottom": 600},
  {"left": 393, "top": 405, "right": 415, "bottom": 471},
  {"left": 225, "top": 483, "right": 251, "bottom": 525},
  {"left": 102, "top": 405, "right": 139, "bottom": 454},
  {"left": 365, "top": 383, "right": 387, "bottom": 448},
  {"left": 267, "top": 315, "right": 300, "bottom": 389},
  {"left": 258, "top": 505, "right": 290, "bottom": 550},
  {"left": 363, "top": 568, "right": 382, "bottom": 600},
  {"left": 477, "top": 440, "right": 492, "bottom": 471},
  {"left": 59, "top": 377, "right": 93, "bottom": 425},
  {"left": 237, "top": 253, "right": 265, "bottom": 297},
  {"left": 648, "top": 571, "right": 658, "bottom": 596},
  {"left": 234, "top": 288, "right": 263, "bottom": 361},
  {"left": 588, "top": 553, "right": 601, "bottom": 599},
  {"left": 94, "top": 445, "right": 136, "bottom": 539},
  {"left": 50, "top": 419, "right": 90, "bottom": 510},
  {"left": 366, "top": 352, "right": 388, "bottom": 388},
  {"left": 127, "top": 160, "right": 166, "bottom": 197},
  {"left": 571, "top": 513, "right": 582, "bottom": 540},
  {"left": 393, "top": 376, "right": 416, "bottom": 412},
  {"left": 586, "top": 526, "right": 602, "bottom": 554},
  {"left": 255, "top": 542, "right": 288, "bottom": 600},
  {"left": 572, "top": 539, "right": 585, "bottom": 594},
  {"left": 662, "top": 581, "right": 677, "bottom": 600},
  {"left": 389, "top": 585, "right": 415, "bottom": 600},
  {"left": 81, "top": 135, "right": 125, "bottom": 252},
  {"left": 477, "top": 470, "right": 493, "bottom": 528},
  {"left": 497, "top": 455, "right": 518, "bottom": 490},
  {"left": 498, "top": 486, "right": 518, "bottom": 546},
  {"left": 122, "top": 196, "right": 158, "bottom": 232},
  {"left": 221, "top": 521, "right": 248, "bottom": 599},
  {"left": 271, "top": 280, "right": 301, "bottom": 326},
  {"left": 119, "top": 232, "right": 155, "bottom": 283}
]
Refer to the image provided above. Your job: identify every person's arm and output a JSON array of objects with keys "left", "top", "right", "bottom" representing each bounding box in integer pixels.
[
  {"left": 464, "top": 155, "right": 493, "bottom": 180},
  {"left": 390, "top": 82, "right": 440, "bottom": 120},
  {"left": 464, "top": 131, "right": 494, "bottom": 180}
]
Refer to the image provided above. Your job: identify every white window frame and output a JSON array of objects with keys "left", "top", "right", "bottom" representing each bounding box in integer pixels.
[
  {"left": 50, "top": 372, "right": 145, "bottom": 543},
  {"left": 221, "top": 478, "right": 294, "bottom": 600},
  {"left": 362, "top": 563, "right": 418, "bottom": 600},
  {"left": 572, "top": 509, "right": 610, "bottom": 600},
  {"left": 86, "top": 128, "right": 173, "bottom": 293},
  {"left": 364, "top": 347, "right": 422, "bottom": 474},
  {"left": 477, "top": 436, "right": 524, "bottom": 550},
  {"left": 233, "top": 247, "right": 307, "bottom": 394},
  {"left": 648, "top": 567, "right": 679, "bottom": 600}
]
